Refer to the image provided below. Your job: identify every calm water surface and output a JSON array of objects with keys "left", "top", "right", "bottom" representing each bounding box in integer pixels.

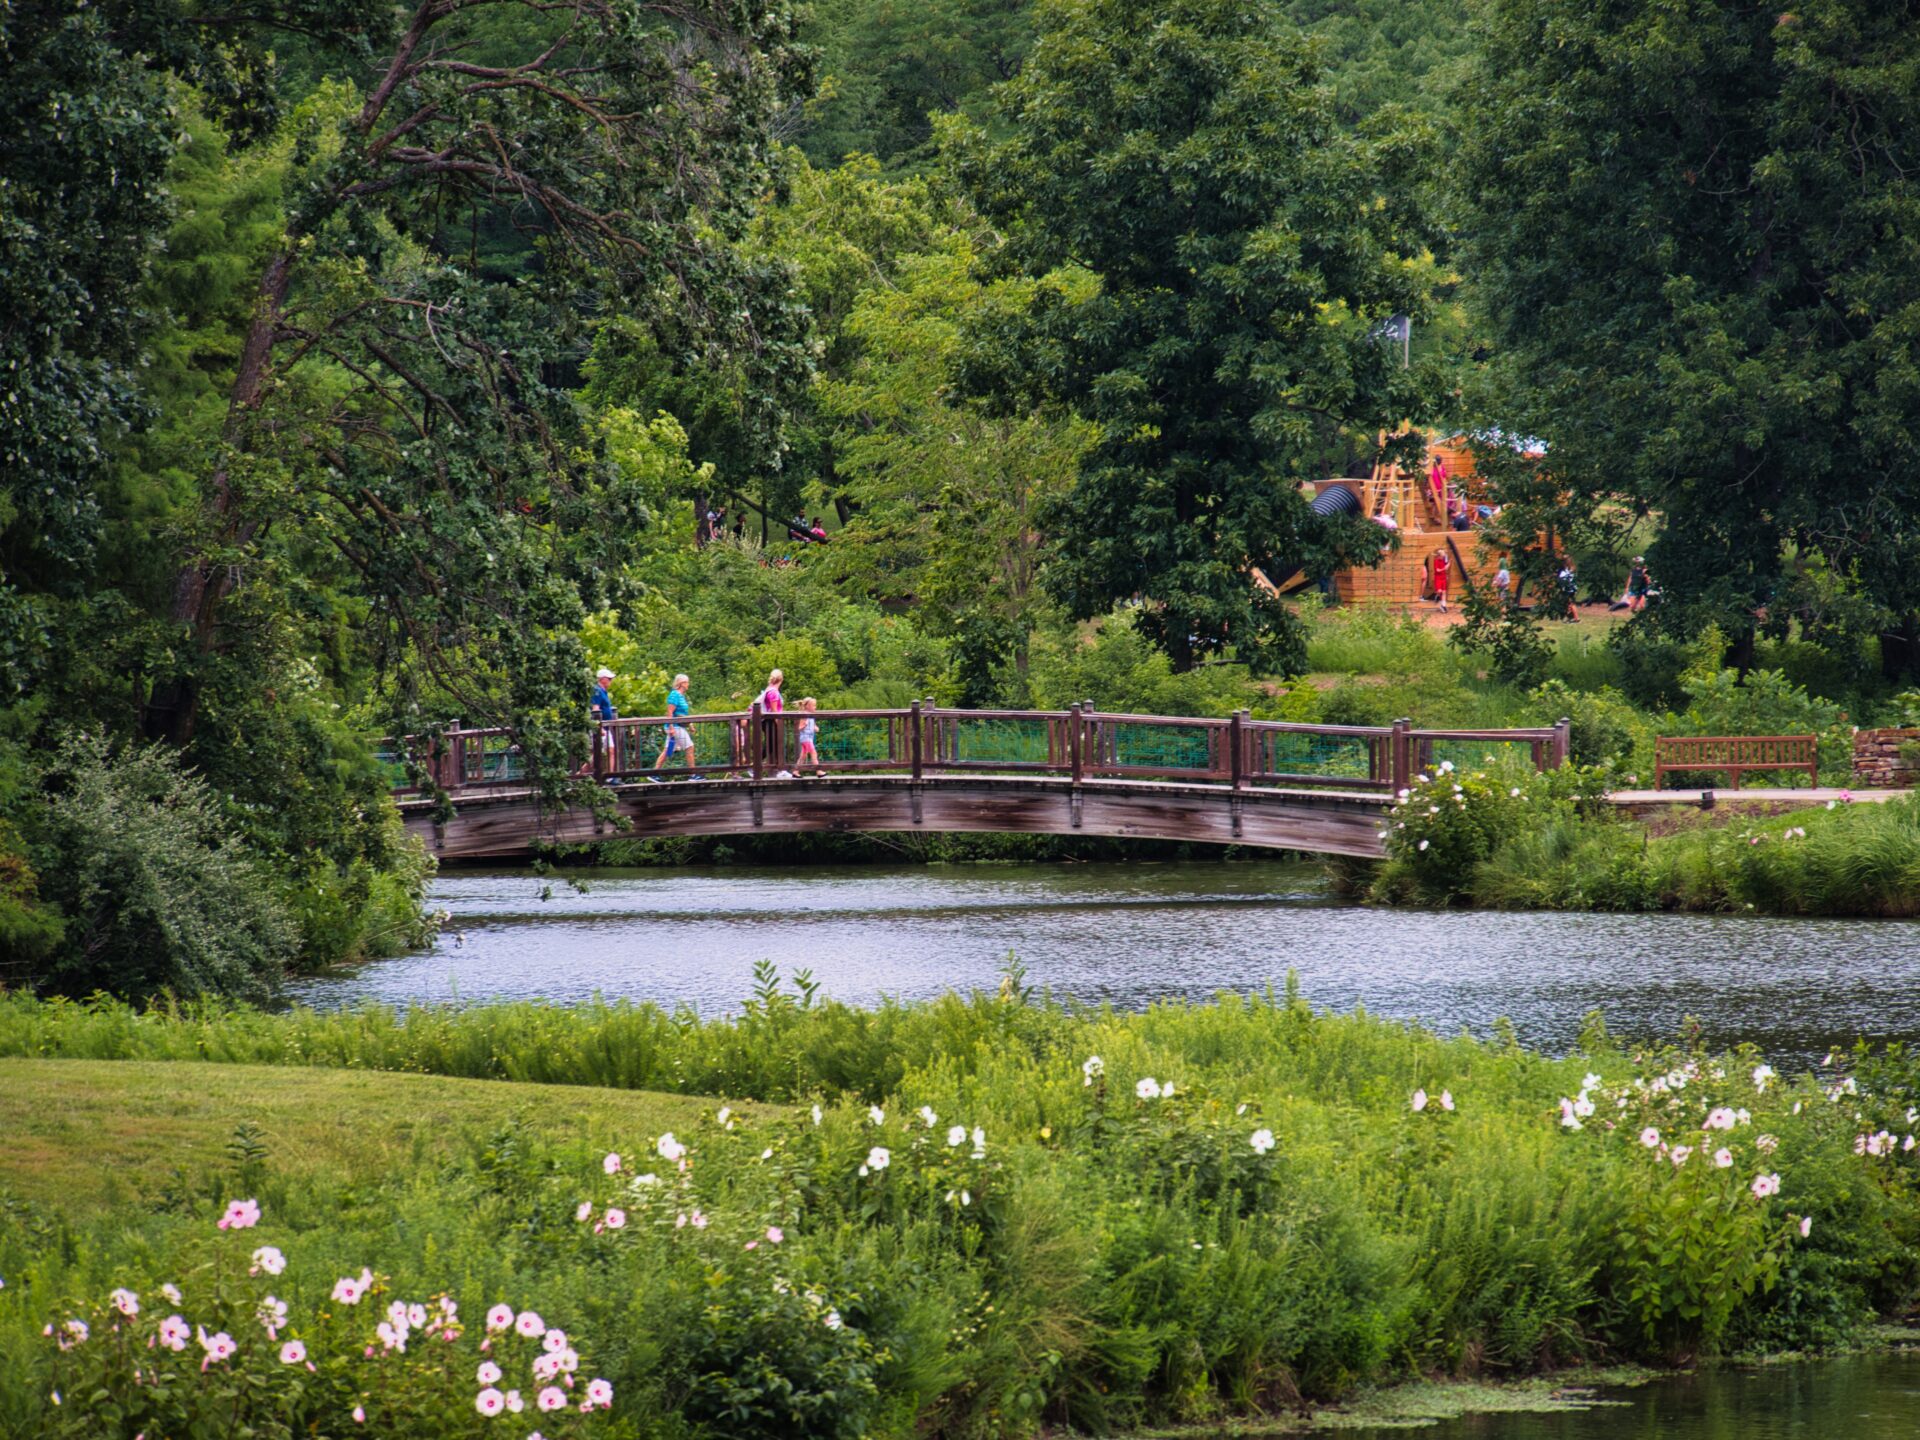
[
  {"left": 289, "top": 860, "right": 1920, "bottom": 1061},
  {"left": 1343, "top": 1350, "right": 1920, "bottom": 1438}
]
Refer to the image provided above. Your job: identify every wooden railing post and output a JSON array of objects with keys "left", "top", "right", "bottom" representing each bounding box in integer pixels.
[
  {"left": 1391, "top": 717, "right": 1411, "bottom": 793},
  {"left": 1229, "top": 710, "right": 1246, "bottom": 791},
  {"left": 1068, "top": 704, "right": 1083, "bottom": 784},
  {"left": 749, "top": 701, "right": 764, "bottom": 780},
  {"left": 908, "top": 700, "right": 923, "bottom": 783},
  {"left": 1082, "top": 699, "right": 1097, "bottom": 774},
  {"left": 593, "top": 721, "right": 609, "bottom": 781},
  {"left": 1551, "top": 716, "right": 1571, "bottom": 770}
]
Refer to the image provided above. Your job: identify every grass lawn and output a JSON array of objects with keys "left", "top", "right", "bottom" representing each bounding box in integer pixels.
[{"left": 0, "top": 1058, "right": 736, "bottom": 1215}]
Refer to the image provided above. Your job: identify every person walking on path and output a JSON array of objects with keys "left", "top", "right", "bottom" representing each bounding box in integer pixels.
[
  {"left": 795, "top": 697, "right": 821, "bottom": 775},
  {"left": 1493, "top": 555, "right": 1512, "bottom": 607},
  {"left": 1430, "top": 547, "right": 1451, "bottom": 613},
  {"left": 1627, "top": 556, "right": 1651, "bottom": 613},
  {"left": 1556, "top": 558, "right": 1579, "bottom": 619},
  {"left": 757, "top": 668, "right": 784, "bottom": 769},
  {"left": 581, "top": 666, "right": 619, "bottom": 777},
  {"left": 653, "top": 672, "right": 696, "bottom": 773}
]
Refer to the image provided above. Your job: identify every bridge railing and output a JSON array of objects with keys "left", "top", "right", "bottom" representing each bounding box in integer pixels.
[
  {"left": 386, "top": 707, "right": 1570, "bottom": 794},
  {"left": 1408, "top": 725, "right": 1568, "bottom": 778}
]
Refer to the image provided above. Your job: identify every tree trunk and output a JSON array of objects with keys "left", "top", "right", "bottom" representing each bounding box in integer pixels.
[
  {"left": 1726, "top": 624, "right": 1757, "bottom": 677},
  {"left": 1881, "top": 615, "right": 1920, "bottom": 684},
  {"left": 143, "top": 249, "right": 297, "bottom": 744}
]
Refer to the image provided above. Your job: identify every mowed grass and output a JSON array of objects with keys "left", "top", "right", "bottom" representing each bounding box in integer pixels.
[{"left": 0, "top": 1058, "right": 735, "bottom": 1215}]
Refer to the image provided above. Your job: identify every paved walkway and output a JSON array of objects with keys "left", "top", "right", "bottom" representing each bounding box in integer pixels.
[{"left": 1608, "top": 787, "right": 1906, "bottom": 807}]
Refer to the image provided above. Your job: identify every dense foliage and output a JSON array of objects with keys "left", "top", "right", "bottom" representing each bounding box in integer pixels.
[
  {"left": 7, "top": 981, "right": 1920, "bottom": 1435},
  {"left": 953, "top": 0, "right": 1440, "bottom": 674},
  {"left": 1454, "top": 0, "right": 1920, "bottom": 677},
  {"left": 8, "top": 0, "right": 1920, "bottom": 992}
]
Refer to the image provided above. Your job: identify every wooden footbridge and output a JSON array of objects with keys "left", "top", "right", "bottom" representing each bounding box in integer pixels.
[{"left": 392, "top": 705, "right": 1571, "bottom": 861}]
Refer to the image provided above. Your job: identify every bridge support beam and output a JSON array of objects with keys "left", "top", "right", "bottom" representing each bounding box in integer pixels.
[{"left": 399, "top": 776, "right": 1390, "bottom": 862}]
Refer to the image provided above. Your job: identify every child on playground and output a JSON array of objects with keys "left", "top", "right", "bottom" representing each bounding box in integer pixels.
[{"left": 796, "top": 697, "right": 821, "bottom": 774}]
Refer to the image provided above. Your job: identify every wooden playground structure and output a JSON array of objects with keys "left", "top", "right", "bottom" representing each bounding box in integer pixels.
[{"left": 1263, "top": 436, "right": 1510, "bottom": 606}]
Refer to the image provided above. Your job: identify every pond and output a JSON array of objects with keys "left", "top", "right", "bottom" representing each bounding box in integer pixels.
[
  {"left": 1342, "top": 1349, "right": 1920, "bottom": 1438},
  {"left": 289, "top": 860, "right": 1920, "bottom": 1064}
]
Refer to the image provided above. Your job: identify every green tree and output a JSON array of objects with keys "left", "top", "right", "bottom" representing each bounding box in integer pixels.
[
  {"left": 1455, "top": 0, "right": 1920, "bottom": 677},
  {"left": 800, "top": 0, "right": 1032, "bottom": 166},
  {"left": 30, "top": 740, "right": 298, "bottom": 1003},
  {"left": 954, "top": 0, "right": 1441, "bottom": 672},
  {"left": 819, "top": 240, "right": 1092, "bottom": 698},
  {"left": 142, "top": 0, "right": 813, "bottom": 777}
]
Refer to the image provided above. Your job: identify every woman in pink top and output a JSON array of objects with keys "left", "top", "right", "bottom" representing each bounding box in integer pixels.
[{"left": 758, "top": 668, "right": 784, "bottom": 768}]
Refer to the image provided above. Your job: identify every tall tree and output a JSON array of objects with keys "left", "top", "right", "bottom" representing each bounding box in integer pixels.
[
  {"left": 0, "top": 0, "right": 384, "bottom": 607},
  {"left": 819, "top": 239, "right": 1093, "bottom": 698},
  {"left": 139, "top": 0, "right": 812, "bottom": 755},
  {"left": 1455, "top": 0, "right": 1920, "bottom": 676},
  {"left": 953, "top": 0, "right": 1439, "bottom": 672}
]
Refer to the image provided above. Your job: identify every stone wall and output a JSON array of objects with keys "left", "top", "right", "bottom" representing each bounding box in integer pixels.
[{"left": 1851, "top": 728, "right": 1920, "bottom": 789}]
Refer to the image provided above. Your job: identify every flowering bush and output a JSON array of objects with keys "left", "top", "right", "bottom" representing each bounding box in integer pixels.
[
  {"left": 39, "top": 1200, "right": 615, "bottom": 1439},
  {"left": 1377, "top": 761, "right": 1533, "bottom": 900}
]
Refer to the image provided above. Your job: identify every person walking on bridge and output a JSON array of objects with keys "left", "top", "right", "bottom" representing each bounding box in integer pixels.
[
  {"left": 757, "top": 668, "right": 785, "bottom": 769},
  {"left": 653, "top": 673, "right": 696, "bottom": 773},
  {"left": 591, "top": 667, "right": 618, "bottom": 723}
]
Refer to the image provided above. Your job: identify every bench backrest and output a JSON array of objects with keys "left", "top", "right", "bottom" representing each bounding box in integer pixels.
[{"left": 1655, "top": 734, "right": 1816, "bottom": 766}]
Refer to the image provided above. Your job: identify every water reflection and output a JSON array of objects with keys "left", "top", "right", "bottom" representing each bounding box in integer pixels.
[
  {"left": 287, "top": 862, "right": 1920, "bottom": 1061},
  {"left": 1340, "top": 1351, "right": 1920, "bottom": 1438}
]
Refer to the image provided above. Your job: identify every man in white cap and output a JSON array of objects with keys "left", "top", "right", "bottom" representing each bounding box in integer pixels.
[{"left": 590, "top": 666, "right": 618, "bottom": 723}]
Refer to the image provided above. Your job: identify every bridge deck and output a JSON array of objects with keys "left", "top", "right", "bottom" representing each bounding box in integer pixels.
[{"left": 402, "top": 773, "right": 1396, "bottom": 861}]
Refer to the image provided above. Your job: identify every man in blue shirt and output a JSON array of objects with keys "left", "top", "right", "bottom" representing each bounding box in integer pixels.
[
  {"left": 590, "top": 667, "right": 618, "bottom": 722},
  {"left": 653, "top": 672, "right": 696, "bottom": 772}
]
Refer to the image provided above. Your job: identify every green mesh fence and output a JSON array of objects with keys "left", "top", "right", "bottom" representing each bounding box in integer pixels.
[
  {"left": 459, "top": 736, "right": 524, "bottom": 785},
  {"left": 374, "top": 749, "right": 414, "bottom": 788},
  {"left": 1420, "top": 740, "right": 1540, "bottom": 777},
  {"left": 1258, "top": 730, "right": 1376, "bottom": 780},
  {"left": 944, "top": 717, "right": 1054, "bottom": 767},
  {"left": 1105, "top": 722, "right": 1214, "bottom": 772},
  {"left": 811, "top": 717, "right": 898, "bottom": 766}
]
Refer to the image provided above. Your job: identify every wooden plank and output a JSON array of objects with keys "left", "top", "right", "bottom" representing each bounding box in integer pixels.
[{"left": 405, "top": 776, "right": 1394, "bottom": 861}]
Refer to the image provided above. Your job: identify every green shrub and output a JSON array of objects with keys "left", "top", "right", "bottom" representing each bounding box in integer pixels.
[
  {"left": 1376, "top": 761, "right": 1536, "bottom": 902},
  {"left": 1027, "top": 611, "right": 1257, "bottom": 716},
  {"left": 27, "top": 740, "right": 296, "bottom": 1002},
  {"left": 1607, "top": 623, "right": 1696, "bottom": 710},
  {"left": 1529, "top": 679, "right": 1646, "bottom": 769}
]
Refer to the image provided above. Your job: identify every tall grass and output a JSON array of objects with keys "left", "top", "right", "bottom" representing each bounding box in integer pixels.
[
  {"left": 1303, "top": 605, "right": 1460, "bottom": 679},
  {"left": 4, "top": 978, "right": 1917, "bottom": 1439},
  {"left": 1549, "top": 631, "right": 1626, "bottom": 691},
  {"left": 1468, "top": 795, "right": 1920, "bottom": 916}
]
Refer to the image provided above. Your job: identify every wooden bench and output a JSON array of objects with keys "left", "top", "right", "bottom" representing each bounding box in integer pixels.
[{"left": 1653, "top": 734, "right": 1818, "bottom": 789}]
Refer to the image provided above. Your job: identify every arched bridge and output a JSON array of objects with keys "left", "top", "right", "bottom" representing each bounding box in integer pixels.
[{"left": 390, "top": 705, "right": 1570, "bottom": 862}]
